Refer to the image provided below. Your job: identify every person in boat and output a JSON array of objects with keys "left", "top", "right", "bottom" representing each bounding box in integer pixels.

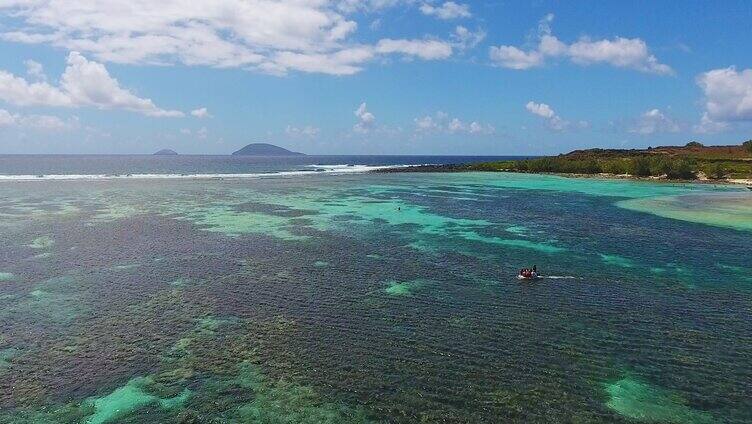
[{"left": 519, "top": 266, "right": 539, "bottom": 278}]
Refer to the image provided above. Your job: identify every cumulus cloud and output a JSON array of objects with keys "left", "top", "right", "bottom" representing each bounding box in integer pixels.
[
  {"left": 419, "top": 2, "right": 471, "bottom": 20},
  {"left": 415, "top": 114, "right": 442, "bottom": 132},
  {"left": 525, "top": 101, "right": 584, "bottom": 131},
  {"left": 696, "top": 67, "right": 752, "bottom": 124},
  {"left": 0, "top": 108, "right": 78, "bottom": 131},
  {"left": 490, "top": 14, "right": 672, "bottom": 75},
  {"left": 451, "top": 26, "right": 486, "bottom": 50},
  {"left": 0, "top": 52, "right": 183, "bottom": 117},
  {"left": 62, "top": 52, "right": 184, "bottom": 116},
  {"left": 414, "top": 111, "right": 494, "bottom": 135},
  {"left": 693, "top": 113, "right": 729, "bottom": 134},
  {"left": 24, "top": 59, "right": 46, "bottom": 81},
  {"left": 257, "top": 39, "right": 453, "bottom": 75},
  {"left": 629, "top": 109, "right": 680, "bottom": 135},
  {"left": 336, "top": 0, "right": 409, "bottom": 14},
  {"left": 525, "top": 101, "right": 555, "bottom": 119},
  {"left": 286, "top": 125, "right": 320, "bottom": 137},
  {"left": 566, "top": 37, "right": 672, "bottom": 74},
  {"left": 375, "top": 39, "right": 453, "bottom": 60},
  {"left": 0, "top": 1, "right": 455, "bottom": 76},
  {"left": 0, "top": 69, "right": 71, "bottom": 107},
  {"left": 354, "top": 102, "right": 376, "bottom": 133},
  {"left": 490, "top": 46, "right": 544, "bottom": 70},
  {"left": 690, "top": 66, "right": 752, "bottom": 133},
  {"left": 190, "top": 107, "right": 211, "bottom": 118}
]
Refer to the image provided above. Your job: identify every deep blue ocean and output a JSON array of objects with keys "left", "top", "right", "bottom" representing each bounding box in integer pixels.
[{"left": 0, "top": 154, "right": 521, "bottom": 176}]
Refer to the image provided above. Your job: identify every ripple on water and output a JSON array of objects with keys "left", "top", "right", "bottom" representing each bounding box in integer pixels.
[{"left": 0, "top": 174, "right": 750, "bottom": 423}]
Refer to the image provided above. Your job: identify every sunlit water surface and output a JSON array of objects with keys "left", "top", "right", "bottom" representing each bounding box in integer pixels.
[{"left": 0, "top": 172, "right": 750, "bottom": 423}]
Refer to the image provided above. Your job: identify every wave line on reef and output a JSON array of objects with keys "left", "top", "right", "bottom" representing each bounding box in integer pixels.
[{"left": 0, "top": 165, "right": 409, "bottom": 181}]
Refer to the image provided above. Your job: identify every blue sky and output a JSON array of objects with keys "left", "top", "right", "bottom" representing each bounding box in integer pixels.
[{"left": 0, "top": 0, "right": 750, "bottom": 155}]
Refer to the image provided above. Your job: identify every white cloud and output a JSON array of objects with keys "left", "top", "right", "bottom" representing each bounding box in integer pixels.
[
  {"left": 451, "top": 26, "right": 485, "bottom": 50},
  {"left": 0, "top": 109, "right": 16, "bottom": 126},
  {"left": 375, "top": 39, "right": 453, "bottom": 60},
  {"left": 525, "top": 101, "right": 555, "bottom": 119},
  {"left": 261, "top": 39, "right": 453, "bottom": 76},
  {"left": 336, "top": 0, "right": 408, "bottom": 14},
  {"left": 197, "top": 127, "right": 208, "bottom": 139},
  {"left": 0, "top": 69, "right": 72, "bottom": 107},
  {"left": 0, "top": 108, "right": 78, "bottom": 130},
  {"left": 354, "top": 102, "right": 376, "bottom": 133},
  {"left": 286, "top": 125, "right": 320, "bottom": 137},
  {"left": 24, "top": 59, "right": 46, "bottom": 81},
  {"left": 693, "top": 113, "right": 729, "bottom": 134},
  {"left": 0, "top": 1, "right": 455, "bottom": 76},
  {"left": 190, "top": 107, "right": 211, "bottom": 118},
  {"left": 467, "top": 121, "right": 494, "bottom": 134},
  {"left": 490, "top": 14, "right": 672, "bottom": 75},
  {"left": 489, "top": 46, "right": 544, "bottom": 70},
  {"left": 696, "top": 67, "right": 752, "bottom": 122},
  {"left": 62, "top": 52, "right": 184, "bottom": 117},
  {"left": 419, "top": 2, "right": 471, "bottom": 20},
  {"left": 414, "top": 111, "right": 494, "bottom": 135},
  {"left": 415, "top": 115, "right": 441, "bottom": 132},
  {"left": 690, "top": 66, "right": 752, "bottom": 133},
  {"left": 270, "top": 47, "right": 375, "bottom": 76},
  {"left": 546, "top": 116, "right": 569, "bottom": 131},
  {"left": 629, "top": 109, "right": 679, "bottom": 135},
  {"left": 0, "top": 52, "right": 183, "bottom": 117},
  {"left": 525, "top": 101, "right": 582, "bottom": 131},
  {"left": 567, "top": 37, "right": 673, "bottom": 75},
  {"left": 18, "top": 114, "right": 79, "bottom": 131}
]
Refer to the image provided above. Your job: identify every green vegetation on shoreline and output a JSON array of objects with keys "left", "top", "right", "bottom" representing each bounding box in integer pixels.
[{"left": 384, "top": 141, "right": 752, "bottom": 181}]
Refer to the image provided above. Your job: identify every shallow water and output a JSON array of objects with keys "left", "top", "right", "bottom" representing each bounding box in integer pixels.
[{"left": 0, "top": 172, "right": 750, "bottom": 423}]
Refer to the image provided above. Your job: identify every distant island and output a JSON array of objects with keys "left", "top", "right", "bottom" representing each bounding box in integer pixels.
[
  {"left": 153, "top": 149, "right": 178, "bottom": 156},
  {"left": 232, "top": 143, "right": 304, "bottom": 156},
  {"left": 380, "top": 141, "right": 752, "bottom": 184}
]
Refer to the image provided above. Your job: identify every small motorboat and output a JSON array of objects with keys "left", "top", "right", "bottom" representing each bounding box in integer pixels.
[
  {"left": 747, "top": 186, "right": 752, "bottom": 191},
  {"left": 517, "top": 267, "right": 541, "bottom": 280}
]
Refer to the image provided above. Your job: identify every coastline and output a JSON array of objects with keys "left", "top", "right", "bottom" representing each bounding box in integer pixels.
[{"left": 374, "top": 164, "right": 752, "bottom": 186}]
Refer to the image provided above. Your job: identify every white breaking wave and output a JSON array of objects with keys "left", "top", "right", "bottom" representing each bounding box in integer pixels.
[{"left": 0, "top": 164, "right": 409, "bottom": 181}]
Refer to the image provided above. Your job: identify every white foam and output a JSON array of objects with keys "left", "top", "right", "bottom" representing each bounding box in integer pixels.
[
  {"left": 305, "top": 164, "right": 406, "bottom": 173},
  {"left": 0, "top": 164, "right": 408, "bottom": 182}
]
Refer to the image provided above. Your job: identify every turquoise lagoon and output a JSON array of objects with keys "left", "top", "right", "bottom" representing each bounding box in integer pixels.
[{"left": 0, "top": 172, "right": 750, "bottom": 423}]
